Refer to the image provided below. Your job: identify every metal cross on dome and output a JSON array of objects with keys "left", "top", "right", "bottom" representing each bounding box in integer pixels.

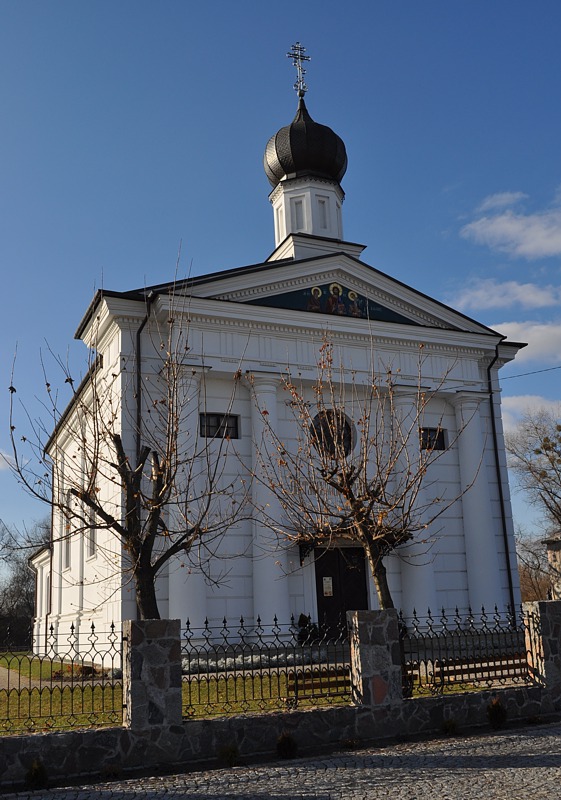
[{"left": 287, "top": 41, "right": 311, "bottom": 97}]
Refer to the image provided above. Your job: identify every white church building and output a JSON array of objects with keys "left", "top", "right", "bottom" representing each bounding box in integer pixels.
[{"left": 31, "top": 55, "right": 523, "bottom": 643}]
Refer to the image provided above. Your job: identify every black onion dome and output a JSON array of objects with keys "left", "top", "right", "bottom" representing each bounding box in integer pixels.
[{"left": 264, "top": 97, "right": 348, "bottom": 188}]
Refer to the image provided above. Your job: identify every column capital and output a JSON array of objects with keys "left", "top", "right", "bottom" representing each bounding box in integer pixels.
[
  {"left": 176, "top": 364, "right": 209, "bottom": 381},
  {"left": 449, "top": 391, "right": 489, "bottom": 410},
  {"left": 246, "top": 371, "right": 280, "bottom": 393}
]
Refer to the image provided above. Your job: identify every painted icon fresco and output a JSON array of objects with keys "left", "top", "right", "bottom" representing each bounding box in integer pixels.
[{"left": 247, "top": 283, "right": 418, "bottom": 325}]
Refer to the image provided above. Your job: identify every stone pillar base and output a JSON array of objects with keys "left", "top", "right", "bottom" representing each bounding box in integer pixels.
[
  {"left": 347, "top": 609, "right": 403, "bottom": 707},
  {"left": 122, "top": 619, "right": 182, "bottom": 730}
]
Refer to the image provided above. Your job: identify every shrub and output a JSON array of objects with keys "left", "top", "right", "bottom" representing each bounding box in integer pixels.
[
  {"left": 217, "top": 743, "right": 239, "bottom": 767},
  {"left": 442, "top": 718, "right": 458, "bottom": 736},
  {"left": 487, "top": 696, "right": 507, "bottom": 730},
  {"left": 277, "top": 730, "right": 298, "bottom": 759},
  {"left": 25, "top": 758, "right": 48, "bottom": 790}
]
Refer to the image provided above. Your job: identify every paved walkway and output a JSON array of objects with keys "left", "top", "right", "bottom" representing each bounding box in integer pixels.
[{"left": 5, "top": 721, "right": 561, "bottom": 799}]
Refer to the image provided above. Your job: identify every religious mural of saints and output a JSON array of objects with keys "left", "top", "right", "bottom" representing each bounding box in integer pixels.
[
  {"left": 326, "top": 283, "right": 346, "bottom": 315},
  {"left": 304, "top": 284, "right": 365, "bottom": 317},
  {"left": 306, "top": 286, "right": 323, "bottom": 312},
  {"left": 348, "top": 290, "right": 362, "bottom": 317},
  {"left": 249, "top": 282, "right": 415, "bottom": 325}
]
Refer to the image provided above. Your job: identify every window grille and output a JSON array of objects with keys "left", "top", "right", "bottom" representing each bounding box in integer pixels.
[
  {"left": 310, "top": 409, "right": 353, "bottom": 457},
  {"left": 420, "top": 427, "right": 446, "bottom": 451},
  {"left": 199, "top": 413, "right": 239, "bottom": 439}
]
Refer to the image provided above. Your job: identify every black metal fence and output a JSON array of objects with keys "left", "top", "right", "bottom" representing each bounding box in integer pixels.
[
  {"left": 181, "top": 615, "right": 351, "bottom": 717},
  {"left": 0, "top": 617, "right": 33, "bottom": 652},
  {"left": 400, "top": 607, "right": 544, "bottom": 696},
  {"left": 0, "top": 622, "right": 123, "bottom": 734},
  {"left": 0, "top": 608, "right": 548, "bottom": 732}
]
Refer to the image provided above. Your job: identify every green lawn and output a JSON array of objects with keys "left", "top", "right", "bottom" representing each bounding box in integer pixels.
[
  {"left": 0, "top": 656, "right": 352, "bottom": 731},
  {"left": 0, "top": 684, "right": 123, "bottom": 734},
  {"left": 182, "top": 670, "right": 351, "bottom": 717},
  {"left": 0, "top": 654, "right": 506, "bottom": 733},
  {"left": 0, "top": 651, "right": 65, "bottom": 682}
]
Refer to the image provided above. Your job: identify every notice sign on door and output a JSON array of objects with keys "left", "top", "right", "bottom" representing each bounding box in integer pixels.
[{"left": 323, "top": 576, "right": 333, "bottom": 597}]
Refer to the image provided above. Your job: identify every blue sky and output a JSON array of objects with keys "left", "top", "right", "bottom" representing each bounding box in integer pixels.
[{"left": 1, "top": 1, "right": 560, "bottom": 533}]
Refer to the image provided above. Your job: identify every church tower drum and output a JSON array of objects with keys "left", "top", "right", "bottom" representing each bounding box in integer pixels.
[{"left": 264, "top": 43, "right": 348, "bottom": 246}]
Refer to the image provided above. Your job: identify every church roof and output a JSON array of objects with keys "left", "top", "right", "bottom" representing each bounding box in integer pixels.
[
  {"left": 74, "top": 246, "right": 522, "bottom": 343},
  {"left": 264, "top": 97, "right": 347, "bottom": 188}
]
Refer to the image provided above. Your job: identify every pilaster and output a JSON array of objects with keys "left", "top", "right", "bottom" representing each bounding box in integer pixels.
[
  {"left": 451, "top": 392, "right": 501, "bottom": 611},
  {"left": 393, "top": 390, "right": 438, "bottom": 616},
  {"left": 249, "top": 375, "right": 291, "bottom": 626}
]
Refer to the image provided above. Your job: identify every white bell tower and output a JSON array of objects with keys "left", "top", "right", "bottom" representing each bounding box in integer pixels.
[
  {"left": 264, "top": 43, "right": 347, "bottom": 249},
  {"left": 269, "top": 176, "right": 344, "bottom": 246}
]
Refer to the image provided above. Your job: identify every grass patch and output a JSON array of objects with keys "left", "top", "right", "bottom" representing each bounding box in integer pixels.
[
  {"left": 0, "top": 684, "right": 123, "bottom": 734},
  {"left": 182, "top": 671, "right": 351, "bottom": 717},
  {"left": 0, "top": 652, "right": 66, "bottom": 682},
  {"left": 0, "top": 651, "right": 117, "bottom": 683}
]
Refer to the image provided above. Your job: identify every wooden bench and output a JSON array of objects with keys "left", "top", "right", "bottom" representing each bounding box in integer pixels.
[
  {"left": 285, "top": 666, "right": 350, "bottom": 706},
  {"left": 431, "top": 653, "right": 528, "bottom": 687}
]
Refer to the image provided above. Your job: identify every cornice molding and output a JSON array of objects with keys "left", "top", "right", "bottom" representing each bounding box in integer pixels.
[
  {"left": 181, "top": 314, "right": 490, "bottom": 358},
  {"left": 214, "top": 268, "right": 447, "bottom": 329},
  {"left": 268, "top": 175, "right": 344, "bottom": 205}
]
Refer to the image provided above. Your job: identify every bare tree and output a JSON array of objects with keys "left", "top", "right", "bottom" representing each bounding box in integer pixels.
[
  {"left": 515, "top": 529, "right": 552, "bottom": 602},
  {"left": 0, "top": 519, "right": 50, "bottom": 622},
  {"left": 6, "top": 301, "right": 248, "bottom": 619},
  {"left": 250, "top": 340, "right": 468, "bottom": 610},
  {"left": 506, "top": 407, "right": 561, "bottom": 532}
]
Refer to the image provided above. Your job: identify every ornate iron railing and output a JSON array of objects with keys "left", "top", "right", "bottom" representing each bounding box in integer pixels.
[
  {"left": 0, "top": 622, "right": 122, "bottom": 733},
  {"left": 181, "top": 615, "right": 351, "bottom": 717},
  {"left": 400, "top": 607, "right": 544, "bottom": 696}
]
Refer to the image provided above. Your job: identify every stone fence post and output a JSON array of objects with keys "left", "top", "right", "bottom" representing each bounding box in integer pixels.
[
  {"left": 347, "top": 609, "right": 403, "bottom": 707},
  {"left": 524, "top": 600, "right": 561, "bottom": 708},
  {"left": 122, "top": 619, "right": 183, "bottom": 730}
]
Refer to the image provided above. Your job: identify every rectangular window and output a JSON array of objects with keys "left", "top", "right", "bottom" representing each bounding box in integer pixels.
[
  {"left": 317, "top": 196, "right": 329, "bottom": 229},
  {"left": 291, "top": 198, "right": 304, "bottom": 231},
  {"left": 420, "top": 427, "right": 446, "bottom": 451},
  {"left": 83, "top": 473, "right": 98, "bottom": 559},
  {"left": 199, "top": 413, "right": 239, "bottom": 439},
  {"left": 63, "top": 490, "right": 72, "bottom": 570},
  {"left": 63, "top": 527, "right": 71, "bottom": 570},
  {"left": 86, "top": 508, "right": 97, "bottom": 559},
  {"left": 276, "top": 205, "right": 284, "bottom": 238}
]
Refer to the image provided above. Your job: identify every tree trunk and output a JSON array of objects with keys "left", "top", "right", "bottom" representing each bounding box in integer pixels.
[
  {"left": 364, "top": 541, "right": 395, "bottom": 609},
  {"left": 373, "top": 561, "right": 395, "bottom": 610},
  {"left": 134, "top": 568, "right": 161, "bottom": 620}
]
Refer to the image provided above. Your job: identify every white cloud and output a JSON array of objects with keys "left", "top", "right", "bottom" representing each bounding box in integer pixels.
[
  {"left": 501, "top": 395, "right": 561, "bottom": 433},
  {"left": 0, "top": 451, "right": 14, "bottom": 471},
  {"left": 452, "top": 279, "right": 561, "bottom": 311},
  {"left": 476, "top": 191, "right": 527, "bottom": 212},
  {"left": 492, "top": 319, "right": 561, "bottom": 362},
  {"left": 461, "top": 208, "right": 561, "bottom": 259}
]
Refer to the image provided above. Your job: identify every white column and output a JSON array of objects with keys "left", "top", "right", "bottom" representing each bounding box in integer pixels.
[
  {"left": 451, "top": 392, "right": 502, "bottom": 612},
  {"left": 393, "top": 391, "right": 438, "bottom": 617},
  {"left": 168, "top": 370, "right": 208, "bottom": 628},
  {"left": 169, "top": 563, "right": 208, "bottom": 629},
  {"left": 250, "top": 375, "right": 291, "bottom": 627}
]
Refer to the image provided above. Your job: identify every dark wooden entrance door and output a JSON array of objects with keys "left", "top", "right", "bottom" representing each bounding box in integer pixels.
[{"left": 314, "top": 547, "right": 368, "bottom": 631}]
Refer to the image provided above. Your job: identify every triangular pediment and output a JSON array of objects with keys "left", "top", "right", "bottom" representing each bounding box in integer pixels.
[
  {"left": 184, "top": 252, "right": 498, "bottom": 334},
  {"left": 104, "top": 251, "right": 501, "bottom": 339},
  {"left": 245, "top": 281, "right": 418, "bottom": 325}
]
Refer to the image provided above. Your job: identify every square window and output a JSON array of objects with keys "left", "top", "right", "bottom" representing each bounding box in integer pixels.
[
  {"left": 199, "top": 413, "right": 239, "bottom": 439},
  {"left": 420, "top": 427, "right": 446, "bottom": 451}
]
